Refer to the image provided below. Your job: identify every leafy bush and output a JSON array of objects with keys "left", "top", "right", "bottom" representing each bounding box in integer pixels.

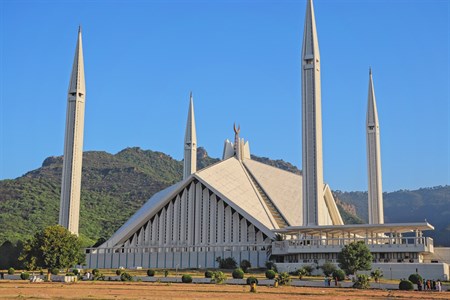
[
  {"left": 204, "top": 270, "right": 213, "bottom": 278},
  {"left": 246, "top": 276, "right": 258, "bottom": 285},
  {"left": 181, "top": 274, "right": 193, "bottom": 283},
  {"left": 302, "top": 265, "right": 313, "bottom": 276},
  {"left": 232, "top": 268, "right": 244, "bottom": 279},
  {"left": 212, "top": 271, "right": 227, "bottom": 284},
  {"left": 20, "top": 272, "right": 30, "bottom": 280},
  {"left": 164, "top": 270, "right": 169, "bottom": 277},
  {"left": 399, "top": 280, "right": 414, "bottom": 291},
  {"left": 216, "top": 257, "right": 237, "bottom": 269},
  {"left": 50, "top": 268, "right": 59, "bottom": 275},
  {"left": 332, "top": 269, "right": 346, "bottom": 281},
  {"left": 147, "top": 269, "right": 155, "bottom": 277},
  {"left": 370, "top": 269, "right": 383, "bottom": 282},
  {"left": 297, "top": 268, "right": 308, "bottom": 279},
  {"left": 277, "top": 272, "right": 291, "bottom": 286},
  {"left": 321, "top": 261, "right": 337, "bottom": 276},
  {"left": 240, "top": 260, "right": 251, "bottom": 273},
  {"left": 265, "top": 269, "right": 276, "bottom": 279},
  {"left": 120, "top": 272, "right": 133, "bottom": 281},
  {"left": 72, "top": 269, "right": 79, "bottom": 276},
  {"left": 353, "top": 274, "right": 370, "bottom": 289},
  {"left": 115, "top": 269, "right": 123, "bottom": 276},
  {"left": 92, "top": 269, "right": 100, "bottom": 276},
  {"left": 408, "top": 273, "right": 422, "bottom": 285},
  {"left": 7, "top": 267, "right": 14, "bottom": 275},
  {"left": 265, "top": 261, "right": 277, "bottom": 272},
  {"left": 65, "top": 272, "right": 75, "bottom": 276}
]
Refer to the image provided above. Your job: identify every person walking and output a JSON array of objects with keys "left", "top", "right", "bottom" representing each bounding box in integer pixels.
[{"left": 437, "top": 280, "right": 442, "bottom": 292}]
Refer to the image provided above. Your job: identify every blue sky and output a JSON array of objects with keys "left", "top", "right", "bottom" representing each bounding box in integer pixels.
[{"left": 1, "top": 0, "right": 448, "bottom": 192}]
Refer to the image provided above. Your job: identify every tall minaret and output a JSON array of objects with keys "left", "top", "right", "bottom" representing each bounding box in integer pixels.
[
  {"left": 302, "top": 0, "right": 325, "bottom": 226},
  {"left": 183, "top": 92, "right": 197, "bottom": 179},
  {"left": 366, "top": 69, "right": 384, "bottom": 224},
  {"left": 59, "top": 27, "right": 86, "bottom": 235}
]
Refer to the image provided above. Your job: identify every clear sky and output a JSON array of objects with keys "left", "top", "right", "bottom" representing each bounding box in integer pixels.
[{"left": 1, "top": 0, "right": 449, "bottom": 192}]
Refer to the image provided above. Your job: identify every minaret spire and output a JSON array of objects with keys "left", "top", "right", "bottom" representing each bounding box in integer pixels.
[
  {"left": 302, "top": 0, "right": 325, "bottom": 225},
  {"left": 234, "top": 123, "right": 241, "bottom": 160},
  {"left": 366, "top": 69, "right": 384, "bottom": 224},
  {"left": 183, "top": 92, "right": 197, "bottom": 179},
  {"left": 59, "top": 27, "right": 86, "bottom": 235}
]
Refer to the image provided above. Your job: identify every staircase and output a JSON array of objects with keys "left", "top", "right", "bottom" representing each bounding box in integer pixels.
[{"left": 247, "top": 171, "right": 289, "bottom": 228}]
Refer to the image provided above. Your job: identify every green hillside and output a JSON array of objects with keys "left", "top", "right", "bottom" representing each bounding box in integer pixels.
[
  {"left": 334, "top": 186, "right": 450, "bottom": 246},
  {"left": 1, "top": 147, "right": 448, "bottom": 249}
]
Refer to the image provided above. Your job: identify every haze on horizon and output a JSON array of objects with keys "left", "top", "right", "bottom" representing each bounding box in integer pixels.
[{"left": 1, "top": 0, "right": 448, "bottom": 192}]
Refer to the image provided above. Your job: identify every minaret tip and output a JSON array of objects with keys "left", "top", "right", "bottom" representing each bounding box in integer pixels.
[
  {"left": 190, "top": 91, "right": 193, "bottom": 100},
  {"left": 369, "top": 67, "right": 372, "bottom": 75},
  {"left": 78, "top": 25, "right": 82, "bottom": 33}
]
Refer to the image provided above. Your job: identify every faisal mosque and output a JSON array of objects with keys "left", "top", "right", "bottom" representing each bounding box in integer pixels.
[{"left": 58, "top": 0, "right": 449, "bottom": 280}]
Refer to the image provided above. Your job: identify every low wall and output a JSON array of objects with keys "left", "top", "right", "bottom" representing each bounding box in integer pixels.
[
  {"left": 85, "top": 250, "right": 267, "bottom": 269},
  {"left": 275, "top": 262, "right": 449, "bottom": 281}
]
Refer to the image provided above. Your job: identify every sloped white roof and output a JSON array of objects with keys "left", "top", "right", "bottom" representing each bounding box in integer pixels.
[
  {"left": 194, "top": 157, "right": 278, "bottom": 231},
  {"left": 244, "top": 159, "right": 302, "bottom": 226},
  {"left": 102, "top": 180, "right": 186, "bottom": 248}
]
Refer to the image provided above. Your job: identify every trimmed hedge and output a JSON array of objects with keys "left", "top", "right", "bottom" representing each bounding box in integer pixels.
[
  {"left": 408, "top": 274, "right": 422, "bottom": 285},
  {"left": 92, "top": 269, "right": 100, "bottom": 276},
  {"left": 115, "top": 269, "right": 123, "bottom": 276},
  {"left": 204, "top": 270, "right": 213, "bottom": 278},
  {"left": 265, "top": 269, "right": 276, "bottom": 279},
  {"left": 120, "top": 272, "right": 133, "bottom": 281},
  {"left": 147, "top": 269, "right": 155, "bottom": 277},
  {"left": 7, "top": 268, "right": 14, "bottom": 275},
  {"left": 182, "top": 274, "right": 193, "bottom": 283},
  {"left": 240, "top": 260, "right": 251, "bottom": 273},
  {"left": 399, "top": 280, "right": 414, "bottom": 291},
  {"left": 232, "top": 268, "right": 244, "bottom": 279},
  {"left": 246, "top": 276, "right": 258, "bottom": 285},
  {"left": 20, "top": 272, "right": 30, "bottom": 280}
]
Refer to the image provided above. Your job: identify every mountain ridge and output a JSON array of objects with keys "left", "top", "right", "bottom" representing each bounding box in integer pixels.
[{"left": 0, "top": 147, "right": 448, "bottom": 247}]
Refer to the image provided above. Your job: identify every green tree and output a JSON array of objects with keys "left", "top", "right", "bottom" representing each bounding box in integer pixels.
[
  {"left": 337, "top": 241, "right": 372, "bottom": 275},
  {"left": 321, "top": 261, "right": 337, "bottom": 276},
  {"left": 19, "top": 225, "right": 85, "bottom": 279}
]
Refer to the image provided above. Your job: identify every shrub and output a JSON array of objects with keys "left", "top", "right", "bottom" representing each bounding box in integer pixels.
[
  {"left": 50, "top": 268, "right": 59, "bottom": 275},
  {"left": 204, "top": 270, "right": 213, "bottom": 278},
  {"left": 232, "top": 268, "right": 244, "bottom": 279},
  {"left": 212, "top": 271, "right": 227, "bottom": 284},
  {"left": 120, "top": 272, "right": 132, "bottom": 282},
  {"left": 20, "top": 272, "right": 30, "bottom": 280},
  {"left": 164, "top": 270, "right": 169, "bottom": 277},
  {"left": 277, "top": 272, "right": 291, "bottom": 286},
  {"left": 92, "top": 269, "right": 100, "bottom": 276},
  {"left": 408, "top": 273, "right": 422, "bottom": 285},
  {"left": 302, "top": 265, "right": 313, "bottom": 276},
  {"left": 332, "top": 269, "right": 346, "bottom": 281},
  {"left": 72, "top": 269, "right": 79, "bottom": 276},
  {"left": 353, "top": 274, "right": 370, "bottom": 289},
  {"left": 297, "top": 268, "right": 307, "bottom": 279},
  {"left": 265, "top": 269, "right": 276, "bottom": 279},
  {"left": 147, "top": 269, "right": 155, "bottom": 277},
  {"left": 65, "top": 272, "right": 75, "bottom": 276},
  {"left": 216, "top": 256, "right": 237, "bottom": 269},
  {"left": 321, "top": 261, "right": 337, "bottom": 276},
  {"left": 399, "top": 280, "right": 414, "bottom": 291},
  {"left": 115, "top": 269, "right": 123, "bottom": 276},
  {"left": 265, "top": 261, "right": 277, "bottom": 272},
  {"left": 181, "top": 274, "right": 193, "bottom": 283},
  {"left": 240, "top": 260, "right": 251, "bottom": 273},
  {"left": 7, "top": 268, "right": 14, "bottom": 275},
  {"left": 370, "top": 269, "right": 383, "bottom": 282},
  {"left": 246, "top": 276, "right": 258, "bottom": 285}
]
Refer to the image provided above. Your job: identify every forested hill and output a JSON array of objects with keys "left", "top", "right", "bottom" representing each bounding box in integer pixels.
[
  {"left": 334, "top": 186, "right": 450, "bottom": 246},
  {"left": 0, "top": 147, "right": 448, "bottom": 248}
]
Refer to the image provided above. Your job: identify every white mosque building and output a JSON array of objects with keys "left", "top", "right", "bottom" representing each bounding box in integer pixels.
[{"left": 59, "top": 0, "right": 448, "bottom": 280}]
